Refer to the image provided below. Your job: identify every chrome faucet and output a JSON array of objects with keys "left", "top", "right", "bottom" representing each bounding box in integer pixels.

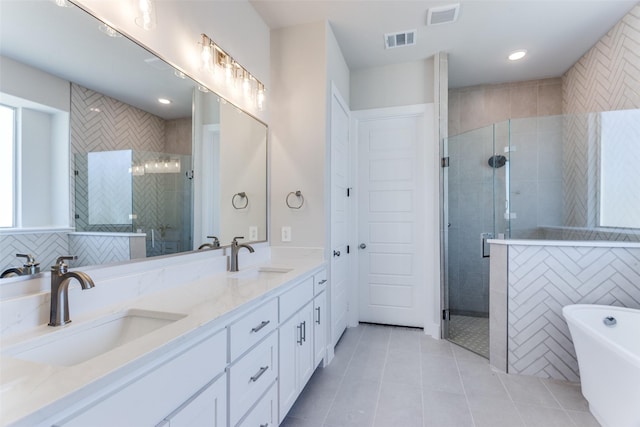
[
  {"left": 229, "top": 236, "right": 255, "bottom": 272},
  {"left": 198, "top": 235, "right": 220, "bottom": 250},
  {"left": 1, "top": 254, "right": 40, "bottom": 278},
  {"left": 49, "top": 256, "right": 95, "bottom": 326}
]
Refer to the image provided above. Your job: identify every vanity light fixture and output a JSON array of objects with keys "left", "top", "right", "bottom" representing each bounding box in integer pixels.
[
  {"left": 134, "top": 0, "right": 157, "bottom": 31},
  {"left": 198, "top": 33, "right": 266, "bottom": 110},
  {"left": 508, "top": 49, "right": 527, "bottom": 61}
]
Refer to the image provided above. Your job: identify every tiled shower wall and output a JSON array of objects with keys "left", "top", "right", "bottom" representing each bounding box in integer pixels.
[
  {"left": 447, "top": 80, "right": 563, "bottom": 315},
  {"left": 70, "top": 84, "right": 192, "bottom": 260},
  {"left": 506, "top": 244, "right": 640, "bottom": 382}
]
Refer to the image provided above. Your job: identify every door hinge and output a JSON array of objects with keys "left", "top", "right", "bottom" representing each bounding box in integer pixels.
[
  {"left": 346, "top": 187, "right": 352, "bottom": 197},
  {"left": 186, "top": 170, "right": 194, "bottom": 180},
  {"left": 74, "top": 170, "right": 79, "bottom": 176},
  {"left": 442, "top": 309, "right": 450, "bottom": 321},
  {"left": 346, "top": 245, "right": 350, "bottom": 254},
  {"left": 441, "top": 157, "right": 450, "bottom": 168}
]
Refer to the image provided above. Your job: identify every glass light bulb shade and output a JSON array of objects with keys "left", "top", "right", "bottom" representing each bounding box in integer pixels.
[
  {"left": 201, "top": 43, "right": 213, "bottom": 72},
  {"left": 134, "top": 0, "right": 157, "bottom": 30},
  {"left": 98, "top": 23, "right": 122, "bottom": 38},
  {"left": 54, "top": 0, "right": 69, "bottom": 7},
  {"left": 257, "top": 85, "right": 265, "bottom": 111}
]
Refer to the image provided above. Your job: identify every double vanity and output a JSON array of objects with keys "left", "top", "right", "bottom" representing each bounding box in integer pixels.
[{"left": 0, "top": 245, "right": 329, "bottom": 427}]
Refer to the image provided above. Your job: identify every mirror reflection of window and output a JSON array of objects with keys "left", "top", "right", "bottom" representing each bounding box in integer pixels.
[
  {"left": 599, "top": 109, "right": 640, "bottom": 228},
  {"left": 0, "top": 104, "right": 15, "bottom": 227},
  {"left": 87, "top": 150, "right": 133, "bottom": 225}
]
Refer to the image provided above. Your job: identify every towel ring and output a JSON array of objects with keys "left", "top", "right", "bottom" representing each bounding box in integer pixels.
[
  {"left": 286, "top": 190, "right": 304, "bottom": 209},
  {"left": 232, "top": 192, "right": 248, "bottom": 209}
]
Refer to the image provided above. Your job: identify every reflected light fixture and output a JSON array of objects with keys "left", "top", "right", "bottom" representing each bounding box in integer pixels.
[
  {"left": 98, "top": 23, "right": 122, "bottom": 38},
  {"left": 158, "top": 98, "right": 171, "bottom": 105},
  {"left": 134, "top": 0, "right": 157, "bottom": 31},
  {"left": 508, "top": 49, "right": 527, "bottom": 61},
  {"left": 53, "top": 0, "right": 69, "bottom": 7}
]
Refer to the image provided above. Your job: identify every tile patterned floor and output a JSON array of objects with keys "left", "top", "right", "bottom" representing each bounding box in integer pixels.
[
  {"left": 449, "top": 315, "right": 489, "bottom": 359},
  {"left": 281, "top": 323, "right": 600, "bottom": 427}
]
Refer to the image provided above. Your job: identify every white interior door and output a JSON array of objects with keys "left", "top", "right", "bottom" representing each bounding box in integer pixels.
[
  {"left": 330, "top": 84, "right": 350, "bottom": 347},
  {"left": 357, "top": 107, "right": 430, "bottom": 328}
]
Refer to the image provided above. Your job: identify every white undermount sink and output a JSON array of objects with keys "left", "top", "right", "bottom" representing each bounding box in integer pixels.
[
  {"left": 4, "top": 309, "right": 186, "bottom": 367},
  {"left": 231, "top": 266, "right": 293, "bottom": 280}
]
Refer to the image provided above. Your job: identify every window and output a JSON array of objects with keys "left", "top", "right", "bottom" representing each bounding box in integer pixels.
[
  {"left": 0, "top": 104, "right": 15, "bottom": 227},
  {"left": 599, "top": 109, "right": 640, "bottom": 228}
]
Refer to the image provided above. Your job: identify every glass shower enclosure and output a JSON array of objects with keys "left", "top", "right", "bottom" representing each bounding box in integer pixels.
[{"left": 443, "top": 121, "right": 510, "bottom": 358}]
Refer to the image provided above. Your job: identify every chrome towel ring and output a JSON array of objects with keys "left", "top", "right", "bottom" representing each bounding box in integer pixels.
[
  {"left": 232, "top": 192, "right": 248, "bottom": 209},
  {"left": 286, "top": 190, "right": 304, "bottom": 209}
]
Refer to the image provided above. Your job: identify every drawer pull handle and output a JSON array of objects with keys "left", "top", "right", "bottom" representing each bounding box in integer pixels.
[
  {"left": 316, "top": 307, "right": 321, "bottom": 324},
  {"left": 260, "top": 424, "right": 270, "bottom": 427},
  {"left": 251, "top": 320, "right": 270, "bottom": 333},
  {"left": 301, "top": 320, "right": 306, "bottom": 342},
  {"left": 318, "top": 279, "right": 327, "bottom": 285},
  {"left": 250, "top": 366, "right": 269, "bottom": 382},
  {"left": 297, "top": 323, "right": 303, "bottom": 345}
]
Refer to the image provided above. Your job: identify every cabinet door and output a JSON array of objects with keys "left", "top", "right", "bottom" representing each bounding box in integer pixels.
[
  {"left": 297, "top": 302, "right": 315, "bottom": 388},
  {"left": 237, "top": 381, "right": 277, "bottom": 427},
  {"left": 165, "top": 373, "right": 226, "bottom": 427},
  {"left": 313, "top": 292, "right": 327, "bottom": 367},
  {"left": 278, "top": 313, "right": 300, "bottom": 422}
]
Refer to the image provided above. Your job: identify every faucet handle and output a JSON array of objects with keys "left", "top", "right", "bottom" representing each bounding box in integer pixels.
[
  {"left": 206, "top": 235, "right": 220, "bottom": 247},
  {"left": 16, "top": 253, "right": 37, "bottom": 266},
  {"left": 53, "top": 256, "right": 77, "bottom": 273},
  {"left": 232, "top": 236, "right": 245, "bottom": 244}
]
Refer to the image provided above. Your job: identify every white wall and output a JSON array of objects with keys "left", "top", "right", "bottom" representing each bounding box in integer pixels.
[
  {"left": 76, "top": 0, "right": 270, "bottom": 122},
  {"left": 270, "top": 22, "right": 328, "bottom": 248},
  {"left": 350, "top": 58, "right": 435, "bottom": 111},
  {"left": 269, "top": 22, "right": 350, "bottom": 248}
]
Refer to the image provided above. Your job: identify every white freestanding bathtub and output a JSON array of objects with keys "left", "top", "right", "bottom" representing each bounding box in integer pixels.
[{"left": 563, "top": 304, "right": 640, "bottom": 427}]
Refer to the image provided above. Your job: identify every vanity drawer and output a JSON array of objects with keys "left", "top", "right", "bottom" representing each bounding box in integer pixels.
[
  {"left": 236, "top": 381, "right": 277, "bottom": 427},
  {"left": 229, "top": 298, "right": 278, "bottom": 360},
  {"left": 229, "top": 331, "right": 278, "bottom": 427},
  {"left": 313, "top": 269, "right": 328, "bottom": 296},
  {"left": 279, "top": 277, "right": 314, "bottom": 322},
  {"left": 56, "top": 328, "right": 227, "bottom": 427}
]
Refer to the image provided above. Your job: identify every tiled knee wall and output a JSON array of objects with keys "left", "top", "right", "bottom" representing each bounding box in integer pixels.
[{"left": 504, "top": 244, "right": 640, "bottom": 382}]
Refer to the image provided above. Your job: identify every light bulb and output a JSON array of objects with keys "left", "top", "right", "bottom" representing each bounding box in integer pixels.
[
  {"left": 257, "top": 83, "right": 265, "bottom": 111},
  {"left": 200, "top": 35, "right": 213, "bottom": 72},
  {"left": 242, "top": 71, "right": 251, "bottom": 96},
  {"left": 135, "top": 0, "right": 156, "bottom": 31}
]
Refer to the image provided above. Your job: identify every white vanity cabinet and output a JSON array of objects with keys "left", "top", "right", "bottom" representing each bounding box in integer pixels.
[
  {"left": 54, "top": 328, "right": 227, "bottom": 427},
  {"left": 278, "top": 275, "right": 318, "bottom": 422},
  {"left": 237, "top": 381, "right": 278, "bottom": 427},
  {"left": 313, "top": 291, "right": 327, "bottom": 367}
]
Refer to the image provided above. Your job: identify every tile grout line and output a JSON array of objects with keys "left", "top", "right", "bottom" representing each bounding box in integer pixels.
[
  {"left": 319, "top": 325, "right": 365, "bottom": 427},
  {"left": 539, "top": 378, "right": 582, "bottom": 427},
  {"left": 496, "top": 370, "right": 528, "bottom": 426},
  {"left": 369, "top": 326, "right": 391, "bottom": 427},
  {"left": 452, "top": 346, "right": 477, "bottom": 427}
]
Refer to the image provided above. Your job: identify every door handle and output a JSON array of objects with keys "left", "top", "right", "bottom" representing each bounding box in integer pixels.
[
  {"left": 316, "top": 306, "right": 321, "bottom": 324},
  {"left": 301, "top": 320, "right": 306, "bottom": 342},
  {"left": 333, "top": 250, "right": 341, "bottom": 257},
  {"left": 359, "top": 243, "right": 366, "bottom": 249},
  {"left": 297, "top": 323, "right": 303, "bottom": 345}
]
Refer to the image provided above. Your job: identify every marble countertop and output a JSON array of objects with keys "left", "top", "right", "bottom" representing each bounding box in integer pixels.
[{"left": 0, "top": 248, "right": 325, "bottom": 427}]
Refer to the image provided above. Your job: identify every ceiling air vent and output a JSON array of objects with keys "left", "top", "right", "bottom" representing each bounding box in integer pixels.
[
  {"left": 427, "top": 3, "right": 460, "bottom": 26},
  {"left": 384, "top": 30, "right": 417, "bottom": 49}
]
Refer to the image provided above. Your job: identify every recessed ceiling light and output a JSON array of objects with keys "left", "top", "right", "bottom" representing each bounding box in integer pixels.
[
  {"left": 158, "top": 98, "right": 171, "bottom": 105},
  {"left": 508, "top": 50, "right": 527, "bottom": 61}
]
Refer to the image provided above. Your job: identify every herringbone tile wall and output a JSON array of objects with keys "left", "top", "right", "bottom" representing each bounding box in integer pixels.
[
  {"left": 562, "top": 4, "right": 640, "bottom": 115},
  {"left": 1, "top": 233, "right": 69, "bottom": 273},
  {"left": 68, "top": 234, "right": 131, "bottom": 267},
  {"left": 507, "top": 244, "right": 640, "bottom": 382}
]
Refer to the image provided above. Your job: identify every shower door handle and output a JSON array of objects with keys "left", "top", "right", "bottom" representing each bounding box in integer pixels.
[{"left": 481, "top": 233, "right": 493, "bottom": 258}]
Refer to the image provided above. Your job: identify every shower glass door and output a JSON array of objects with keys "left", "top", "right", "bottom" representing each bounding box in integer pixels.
[{"left": 443, "top": 121, "right": 510, "bottom": 358}]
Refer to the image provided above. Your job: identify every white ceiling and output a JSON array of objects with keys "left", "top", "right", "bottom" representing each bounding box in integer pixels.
[{"left": 250, "top": 0, "right": 638, "bottom": 88}]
